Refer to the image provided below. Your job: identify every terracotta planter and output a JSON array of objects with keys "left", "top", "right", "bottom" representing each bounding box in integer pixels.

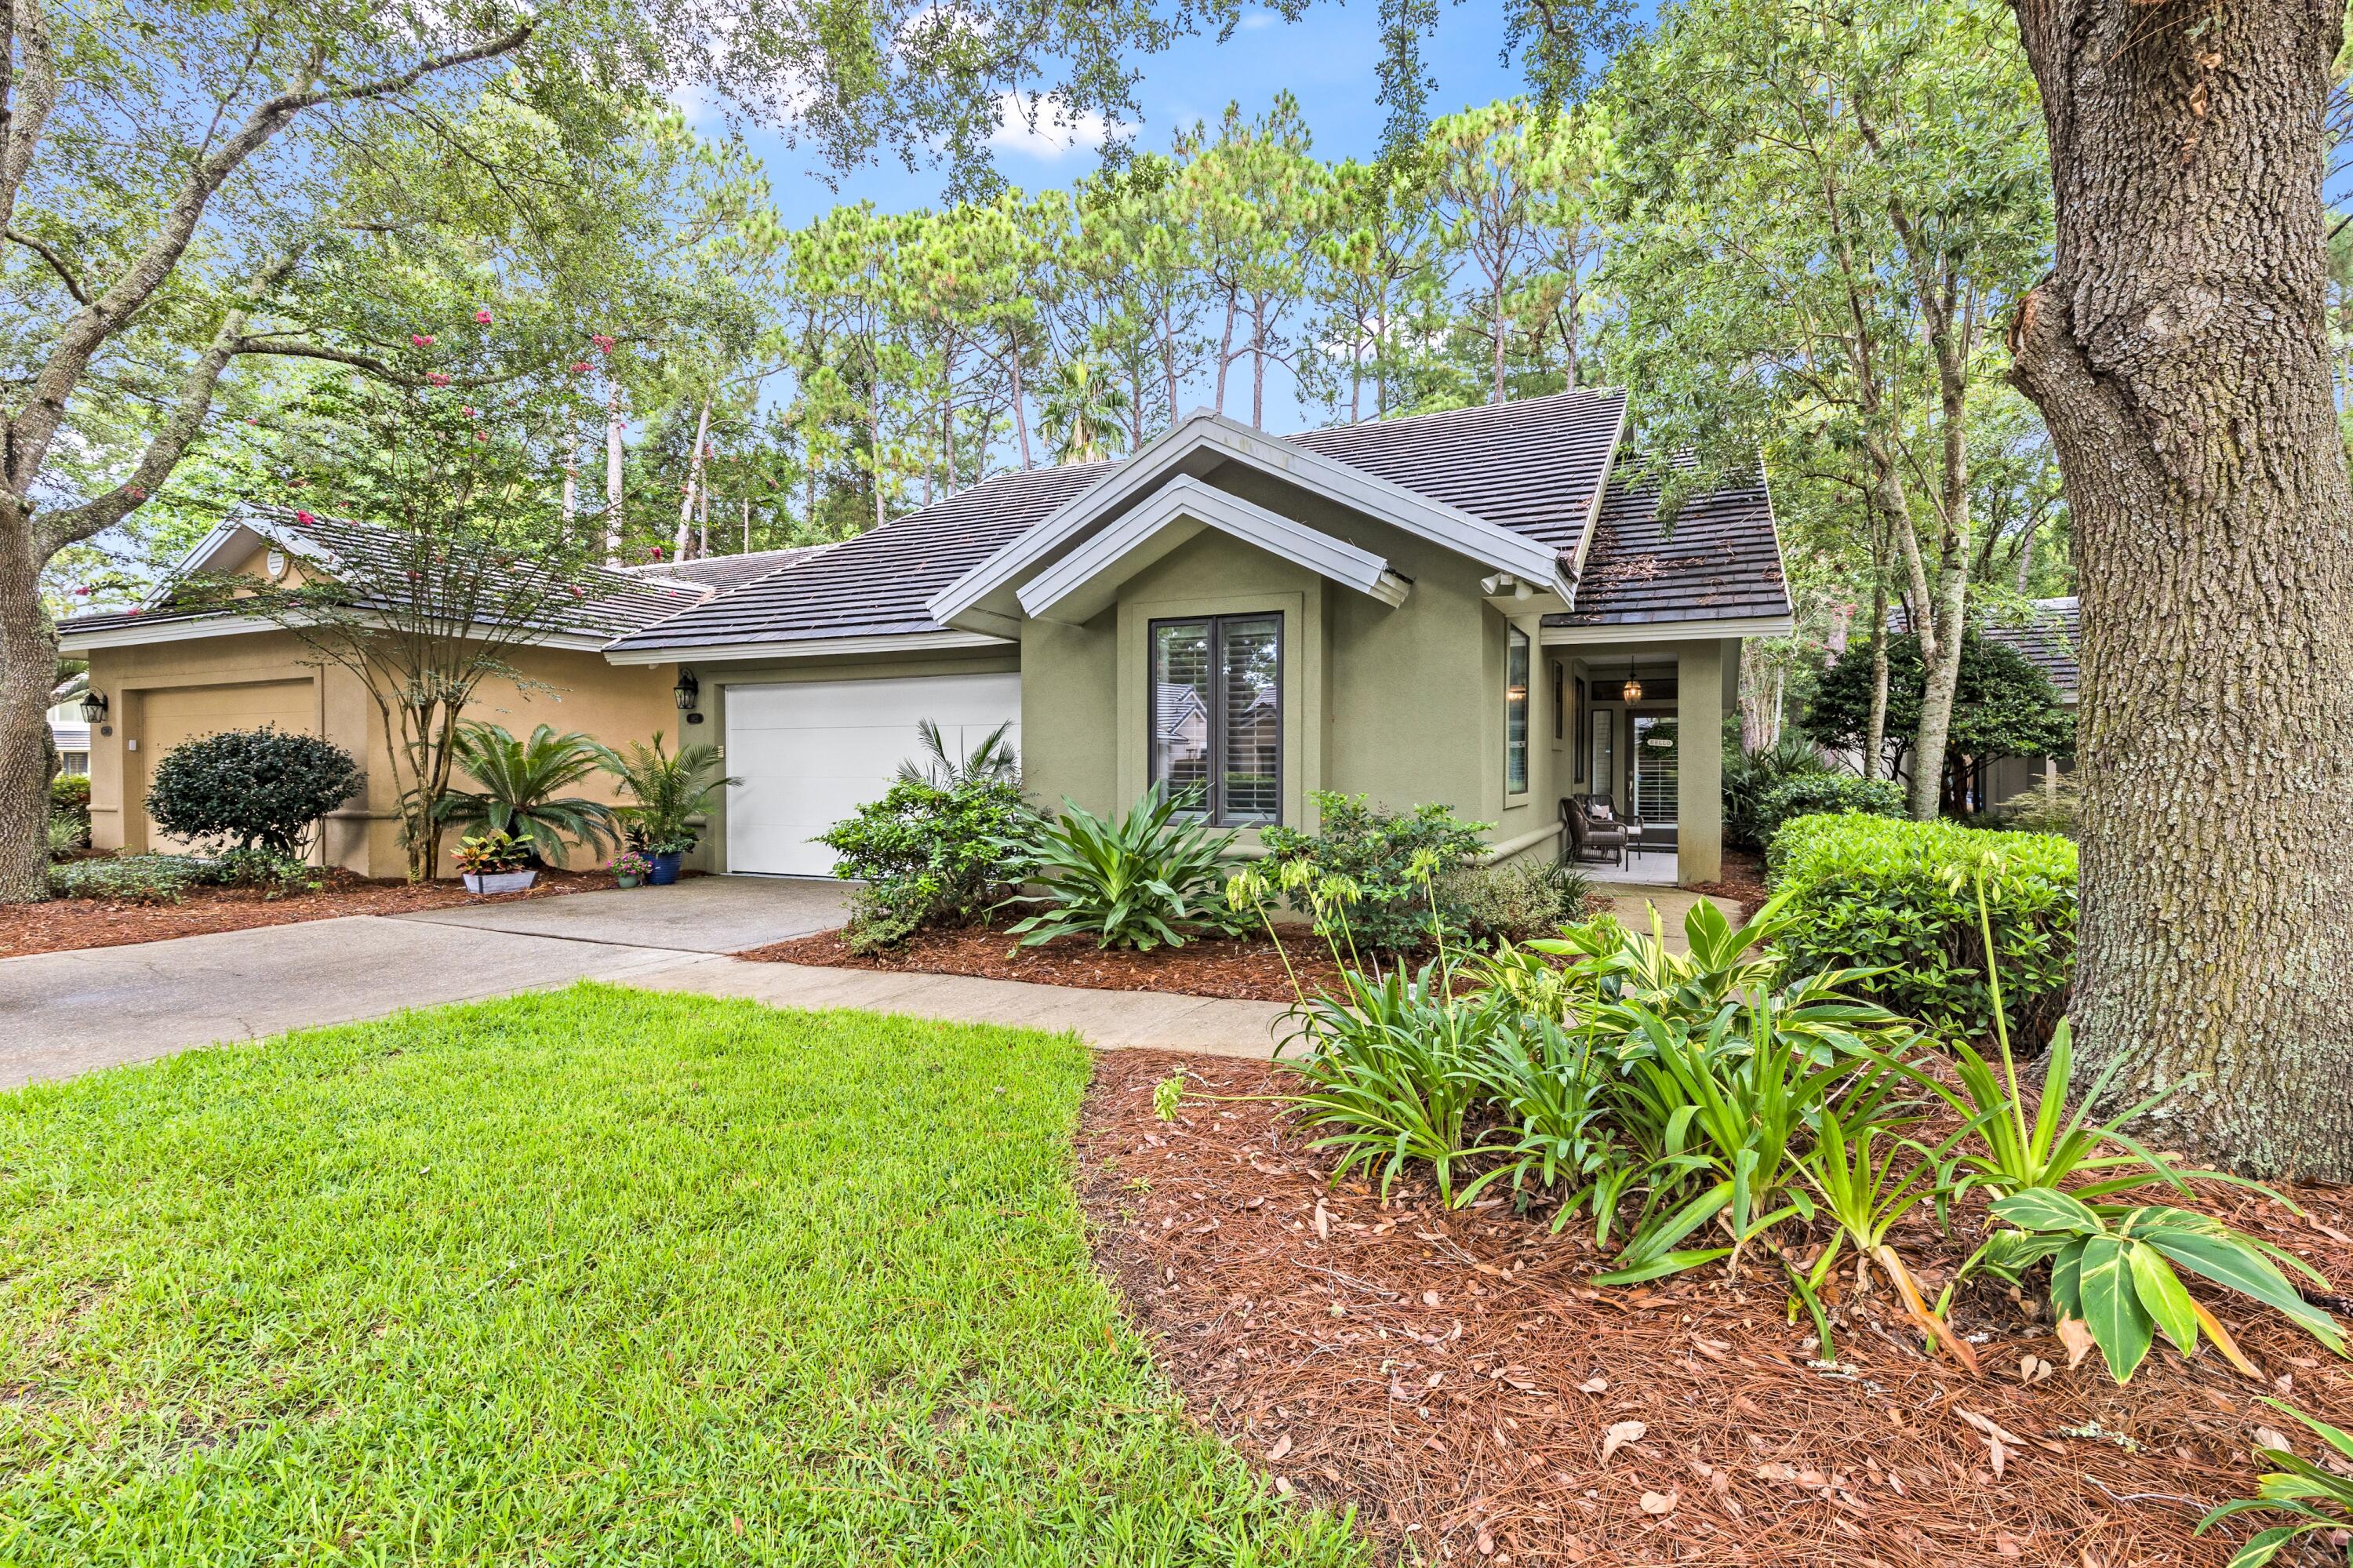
[{"left": 462, "top": 869, "right": 537, "bottom": 896}]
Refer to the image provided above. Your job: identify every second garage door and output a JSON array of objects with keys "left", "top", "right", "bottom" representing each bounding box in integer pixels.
[
  {"left": 723, "top": 672, "right": 1021, "bottom": 877},
  {"left": 138, "top": 679, "right": 318, "bottom": 852}
]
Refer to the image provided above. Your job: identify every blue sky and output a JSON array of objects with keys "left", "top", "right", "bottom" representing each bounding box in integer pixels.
[
  {"left": 744, "top": 5, "right": 1541, "bottom": 227},
  {"left": 695, "top": 3, "right": 1604, "bottom": 432}
]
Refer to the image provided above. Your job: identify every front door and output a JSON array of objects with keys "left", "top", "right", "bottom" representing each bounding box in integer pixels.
[{"left": 1630, "top": 713, "right": 1678, "bottom": 835}]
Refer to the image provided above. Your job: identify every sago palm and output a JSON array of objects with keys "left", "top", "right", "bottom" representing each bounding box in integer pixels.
[{"left": 435, "top": 722, "right": 620, "bottom": 868}]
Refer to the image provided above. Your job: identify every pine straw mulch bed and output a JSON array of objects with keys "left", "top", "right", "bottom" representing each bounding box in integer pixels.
[
  {"left": 742, "top": 921, "right": 1356, "bottom": 1002},
  {"left": 1079, "top": 1050, "right": 2353, "bottom": 1567},
  {"left": 1675, "top": 849, "right": 1772, "bottom": 920},
  {"left": 1, "top": 867, "right": 628, "bottom": 958}
]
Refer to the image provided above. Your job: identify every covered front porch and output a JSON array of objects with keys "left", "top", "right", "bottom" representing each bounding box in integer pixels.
[{"left": 1540, "top": 630, "right": 1743, "bottom": 888}]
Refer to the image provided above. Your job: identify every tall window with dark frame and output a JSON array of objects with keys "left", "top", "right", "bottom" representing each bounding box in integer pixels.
[
  {"left": 1149, "top": 613, "right": 1282, "bottom": 824},
  {"left": 1505, "top": 626, "right": 1531, "bottom": 795}
]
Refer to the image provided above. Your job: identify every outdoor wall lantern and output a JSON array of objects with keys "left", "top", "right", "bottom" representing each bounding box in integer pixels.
[
  {"left": 673, "top": 668, "right": 700, "bottom": 711},
  {"left": 78, "top": 689, "right": 108, "bottom": 724}
]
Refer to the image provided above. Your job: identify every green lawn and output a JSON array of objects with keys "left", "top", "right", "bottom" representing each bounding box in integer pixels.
[{"left": 0, "top": 987, "right": 1369, "bottom": 1566}]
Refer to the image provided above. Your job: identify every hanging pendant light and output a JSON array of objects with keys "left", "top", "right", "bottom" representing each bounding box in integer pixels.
[{"left": 1620, "top": 655, "right": 1642, "bottom": 704}]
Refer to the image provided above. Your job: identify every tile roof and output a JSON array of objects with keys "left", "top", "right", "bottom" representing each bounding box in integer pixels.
[
  {"left": 606, "top": 461, "right": 1118, "bottom": 652},
  {"left": 623, "top": 544, "right": 834, "bottom": 592},
  {"left": 1550, "top": 460, "right": 1792, "bottom": 627},
  {"left": 56, "top": 504, "right": 705, "bottom": 643},
  {"left": 608, "top": 391, "right": 1636, "bottom": 654},
  {"left": 1981, "top": 597, "right": 2079, "bottom": 700},
  {"left": 1286, "top": 387, "right": 1627, "bottom": 550}
]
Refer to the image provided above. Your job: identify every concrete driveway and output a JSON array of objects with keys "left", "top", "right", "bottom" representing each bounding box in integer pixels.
[{"left": 0, "top": 876, "right": 849, "bottom": 1090}]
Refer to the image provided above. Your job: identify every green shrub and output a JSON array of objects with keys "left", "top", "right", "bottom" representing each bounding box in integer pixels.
[
  {"left": 47, "top": 853, "right": 213, "bottom": 904},
  {"left": 215, "top": 846, "right": 321, "bottom": 895},
  {"left": 1438, "top": 858, "right": 1592, "bottom": 946},
  {"left": 1260, "top": 791, "right": 1490, "bottom": 954},
  {"left": 50, "top": 773, "right": 91, "bottom": 818},
  {"left": 47, "top": 816, "right": 84, "bottom": 857},
  {"left": 816, "top": 777, "right": 1038, "bottom": 953},
  {"left": 145, "top": 726, "right": 363, "bottom": 856},
  {"left": 1768, "top": 812, "right": 2075, "bottom": 1047},
  {"left": 1996, "top": 771, "right": 2081, "bottom": 839},
  {"left": 1751, "top": 773, "right": 1904, "bottom": 844},
  {"left": 1002, "top": 787, "right": 1246, "bottom": 951},
  {"left": 1722, "top": 735, "right": 1827, "bottom": 849}
]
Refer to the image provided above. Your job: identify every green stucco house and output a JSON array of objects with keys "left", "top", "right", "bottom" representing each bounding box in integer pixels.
[{"left": 603, "top": 389, "right": 1793, "bottom": 883}]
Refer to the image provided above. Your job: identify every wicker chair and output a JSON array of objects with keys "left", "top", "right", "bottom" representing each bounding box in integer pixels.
[{"left": 1560, "top": 795, "right": 1628, "bottom": 869}]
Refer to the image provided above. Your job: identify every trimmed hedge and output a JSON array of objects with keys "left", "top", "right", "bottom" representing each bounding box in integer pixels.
[
  {"left": 1768, "top": 812, "right": 2076, "bottom": 1048},
  {"left": 1752, "top": 773, "right": 1904, "bottom": 846}
]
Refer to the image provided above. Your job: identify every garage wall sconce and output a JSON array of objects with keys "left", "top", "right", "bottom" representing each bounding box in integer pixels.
[
  {"left": 674, "top": 668, "right": 704, "bottom": 723},
  {"left": 78, "top": 689, "right": 108, "bottom": 724}
]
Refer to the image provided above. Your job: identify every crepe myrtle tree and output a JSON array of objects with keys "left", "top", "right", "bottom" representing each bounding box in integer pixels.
[{"left": 181, "top": 377, "right": 613, "bottom": 882}]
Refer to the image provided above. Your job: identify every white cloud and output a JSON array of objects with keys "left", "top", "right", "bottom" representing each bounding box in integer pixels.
[
  {"left": 1235, "top": 9, "right": 1280, "bottom": 28},
  {"left": 987, "top": 92, "right": 1111, "bottom": 161}
]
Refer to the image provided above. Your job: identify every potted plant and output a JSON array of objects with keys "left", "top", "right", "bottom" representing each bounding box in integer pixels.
[
  {"left": 453, "top": 831, "right": 536, "bottom": 895},
  {"left": 601, "top": 733, "right": 738, "bottom": 886},
  {"left": 609, "top": 849, "right": 650, "bottom": 889}
]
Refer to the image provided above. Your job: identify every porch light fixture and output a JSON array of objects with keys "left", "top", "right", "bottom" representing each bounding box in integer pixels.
[
  {"left": 1620, "top": 658, "right": 1642, "bottom": 704},
  {"left": 673, "top": 668, "right": 700, "bottom": 711},
  {"left": 78, "top": 689, "right": 108, "bottom": 724}
]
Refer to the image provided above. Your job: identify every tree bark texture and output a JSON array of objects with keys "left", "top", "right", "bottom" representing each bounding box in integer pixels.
[
  {"left": 2008, "top": 0, "right": 2353, "bottom": 1177},
  {"left": 0, "top": 500, "right": 54, "bottom": 903}
]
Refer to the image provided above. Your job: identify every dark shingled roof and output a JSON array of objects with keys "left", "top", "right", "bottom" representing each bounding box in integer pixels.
[
  {"left": 1286, "top": 387, "right": 1626, "bottom": 550},
  {"left": 609, "top": 391, "right": 1638, "bottom": 654},
  {"left": 1982, "top": 597, "right": 2079, "bottom": 700},
  {"left": 1549, "top": 460, "right": 1792, "bottom": 627},
  {"left": 56, "top": 504, "right": 705, "bottom": 643},
  {"left": 624, "top": 544, "right": 834, "bottom": 593},
  {"left": 606, "top": 463, "right": 1119, "bottom": 651}
]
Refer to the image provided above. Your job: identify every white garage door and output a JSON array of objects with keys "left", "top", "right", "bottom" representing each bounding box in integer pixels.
[{"left": 724, "top": 672, "right": 1022, "bottom": 877}]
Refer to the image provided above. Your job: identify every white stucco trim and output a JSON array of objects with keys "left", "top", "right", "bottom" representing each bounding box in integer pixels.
[
  {"left": 929, "top": 407, "right": 1566, "bottom": 629},
  {"left": 1016, "top": 476, "right": 1409, "bottom": 623},
  {"left": 602, "top": 629, "right": 1013, "bottom": 667},
  {"left": 1540, "top": 615, "right": 1795, "bottom": 646},
  {"left": 63, "top": 611, "right": 620, "bottom": 656}
]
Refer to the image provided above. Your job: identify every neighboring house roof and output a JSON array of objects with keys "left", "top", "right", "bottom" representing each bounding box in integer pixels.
[
  {"left": 1885, "top": 595, "right": 2080, "bottom": 703},
  {"left": 624, "top": 544, "right": 834, "bottom": 593},
  {"left": 56, "top": 504, "right": 707, "bottom": 649},
  {"left": 1982, "top": 596, "right": 2080, "bottom": 701},
  {"left": 1547, "top": 459, "right": 1791, "bottom": 628}
]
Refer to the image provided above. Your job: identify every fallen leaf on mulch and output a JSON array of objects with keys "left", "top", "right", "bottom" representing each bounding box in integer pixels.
[
  {"left": 1077, "top": 1050, "right": 2353, "bottom": 1566},
  {"left": 1638, "top": 1488, "right": 1678, "bottom": 1515},
  {"left": 1601, "top": 1421, "right": 1647, "bottom": 1464}
]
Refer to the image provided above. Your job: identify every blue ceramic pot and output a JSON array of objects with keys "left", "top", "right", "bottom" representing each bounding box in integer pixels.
[{"left": 648, "top": 850, "right": 684, "bottom": 886}]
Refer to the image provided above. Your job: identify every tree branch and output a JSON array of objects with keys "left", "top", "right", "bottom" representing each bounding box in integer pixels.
[
  {"left": 5, "top": 224, "right": 85, "bottom": 303},
  {"left": 3, "top": 20, "right": 534, "bottom": 499},
  {"left": 34, "top": 246, "right": 307, "bottom": 552}
]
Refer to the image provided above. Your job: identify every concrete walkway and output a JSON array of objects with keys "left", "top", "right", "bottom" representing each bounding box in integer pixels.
[
  {"left": 631, "top": 956, "right": 1287, "bottom": 1058},
  {"left": 0, "top": 875, "right": 1282, "bottom": 1089}
]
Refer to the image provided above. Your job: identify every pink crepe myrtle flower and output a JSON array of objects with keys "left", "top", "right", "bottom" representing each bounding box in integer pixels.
[
  {"left": 427, "top": 372, "right": 452, "bottom": 387},
  {"left": 474, "top": 308, "right": 493, "bottom": 325},
  {"left": 405, "top": 569, "right": 420, "bottom": 580},
  {"left": 126, "top": 485, "right": 146, "bottom": 501},
  {"left": 126, "top": 607, "right": 144, "bottom": 617},
  {"left": 411, "top": 333, "right": 436, "bottom": 347},
  {"left": 568, "top": 360, "right": 591, "bottom": 375},
  {"left": 294, "top": 510, "right": 316, "bottom": 526},
  {"left": 474, "top": 430, "right": 489, "bottom": 442},
  {"left": 461, "top": 406, "right": 477, "bottom": 418},
  {"left": 590, "top": 334, "right": 616, "bottom": 355},
  {"left": 75, "top": 585, "right": 91, "bottom": 595},
  {"left": 569, "top": 585, "right": 585, "bottom": 598},
  {"left": 649, "top": 544, "right": 665, "bottom": 558}
]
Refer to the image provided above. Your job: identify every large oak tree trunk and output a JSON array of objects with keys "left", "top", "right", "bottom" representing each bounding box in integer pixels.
[
  {"left": 0, "top": 504, "right": 56, "bottom": 904},
  {"left": 2008, "top": 0, "right": 2353, "bottom": 1177}
]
